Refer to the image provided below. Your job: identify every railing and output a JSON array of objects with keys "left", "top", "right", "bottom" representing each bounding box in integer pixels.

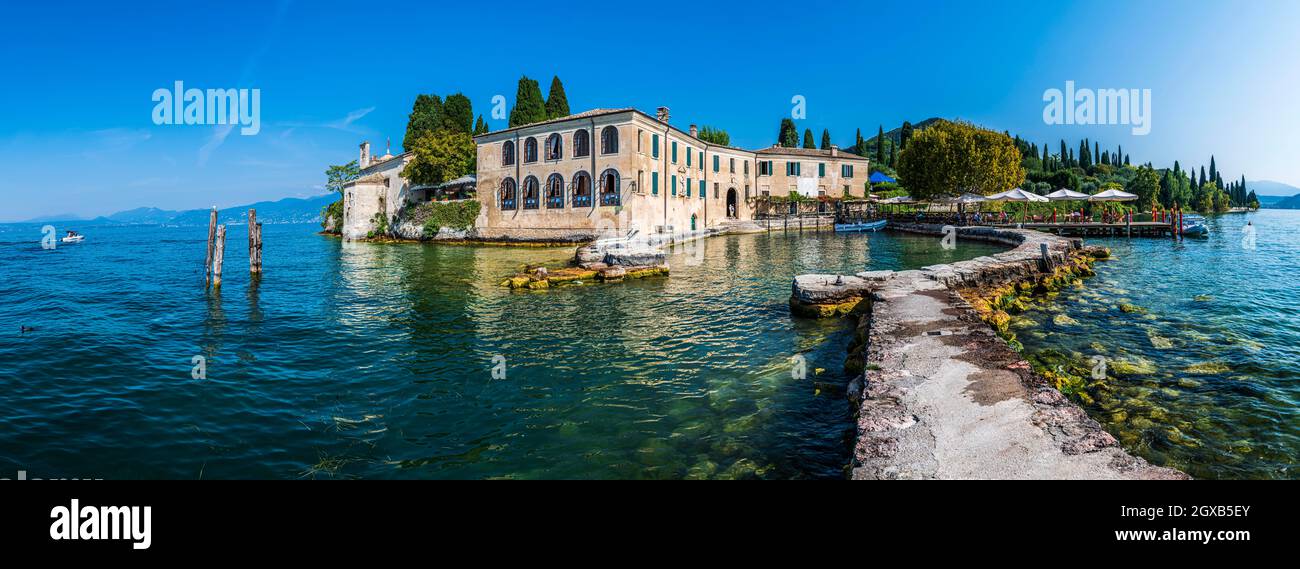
[
  {"left": 573, "top": 194, "right": 592, "bottom": 207},
  {"left": 546, "top": 195, "right": 565, "bottom": 209},
  {"left": 600, "top": 192, "right": 620, "bottom": 206},
  {"left": 501, "top": 198, "right": 517, "bottom": 210},
  {"left": 523, "top": 197, "right": 539, "bottom": 209}
]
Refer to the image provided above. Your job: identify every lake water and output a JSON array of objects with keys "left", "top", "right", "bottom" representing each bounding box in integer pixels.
[
  {"left": 1014, "top": 209, "right": 1299, "bottom": 479},
  {"left": 0, "top": 223, "right": 1004, "bottom": 479}
]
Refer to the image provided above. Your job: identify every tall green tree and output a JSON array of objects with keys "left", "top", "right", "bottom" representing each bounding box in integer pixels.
[
  {"left": 875, "top": 125, "right": 885, "bottom": 164},
  {"left": 403, "top": 94, "right": 443, "bottom": 149},
  {"left": 402, "top": 131, "right": 477, "bottom": 187},
  {"left": 473, "top": 115, "right": 488, "bottom": 135},
  {"left": 544, "top": 76, "right": 570, "bottom": 119},
  {"left": 777, "top": 118, "right": 799, "bottom": 147},
  {"left": 440, "top": 93, "right": 474, "bottom": 134},
  {"left": 820, "top": 129, "right": 832, "bottom": 150},
  {"left": 802, "top": 128, "right": 816, "bottom": 149},
  {"left": 896, "top": 120, "right": 1025, "bottom": 200},
  {"left": 697, "top": 126, "right": 731, "bottom": 146},
  {"left": 900, "top": 121, "right": 914, "bottom": 149},
  {"left": 508, "top": 76, "right": 547, "bottom": 127},
  {"left": 1128, "top": 165, "right": 1161, "bottom": 209}
]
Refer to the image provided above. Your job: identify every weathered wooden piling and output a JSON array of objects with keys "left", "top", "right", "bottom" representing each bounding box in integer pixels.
[
  {"left": 204, "top": 207, "right": 217, "bottom": 287},
  {"left": 248, "top": 209, "right": 263, "bottom": 274},
  {"left": 213, "top": 225, "right": 226, "bottom": 289}
]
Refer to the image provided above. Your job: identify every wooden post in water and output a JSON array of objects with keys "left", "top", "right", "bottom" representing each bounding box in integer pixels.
[
  {"left": 213, "top": 225, "right": 226, "bottom": 289},
  {"left": 248, "top": 209, "right": 262, "bottom": 274},
  {"left": 204, "top": 207, "right": 217, "bottom": 288}
]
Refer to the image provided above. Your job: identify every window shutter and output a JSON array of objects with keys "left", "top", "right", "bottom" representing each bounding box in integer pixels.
[{"left": 652, "top": 171, "right": 659, "bottom": 195}]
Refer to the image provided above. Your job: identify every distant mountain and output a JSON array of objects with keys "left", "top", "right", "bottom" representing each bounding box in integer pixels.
[
  {"left": 1265, "top": 194, "right": 1300, "bottom": 210},
  {"left": 10, "top": 194, "right": 337, "bottom": 226},
  {"left": 1246, "top": 180, "right": 1300, "bottom": 197}
]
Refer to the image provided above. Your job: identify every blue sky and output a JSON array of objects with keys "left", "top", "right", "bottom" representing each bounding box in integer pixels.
[{"left": 3, "top": 0, "right": 1298, "bottom": 221}]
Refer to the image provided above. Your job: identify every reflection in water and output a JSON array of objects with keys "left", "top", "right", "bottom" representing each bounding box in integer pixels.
[{"left": 0, "top": 223, "right": 1004, "bottom": 479}]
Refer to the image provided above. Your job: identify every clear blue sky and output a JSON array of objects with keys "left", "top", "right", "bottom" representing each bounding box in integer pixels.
[{"left": 3, "top": 0, "right": 1298, "bottom": 221}]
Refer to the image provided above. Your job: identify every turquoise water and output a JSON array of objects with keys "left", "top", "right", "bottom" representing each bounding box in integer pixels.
[
  {"left": 1015, "top": 209, "right": 1299, "bottom": 479},
  {"left": 0, "top": 224, "right": 1003, "bottom": 479}
]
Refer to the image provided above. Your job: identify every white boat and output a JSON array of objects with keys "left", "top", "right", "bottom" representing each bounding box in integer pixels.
[
  {"left": 1181, "top": 215, "right": 1209, "bottom": 237},
  {"left": 834, "top": 219, "right": 887, "bottom": 233},
  {"left": 61, "top": 231, "right": 85, "bottom": 243}
]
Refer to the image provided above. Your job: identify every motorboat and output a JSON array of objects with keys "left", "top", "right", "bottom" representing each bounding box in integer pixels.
[
  {"left": 1181, "top": 215, "right": 1209, "bottom": 237},
  {"left": 61, "top": 230, "right": 85, "bottom": 243},
  {"left": 834, "top": 219, "right": 887, "bottom": 233}
]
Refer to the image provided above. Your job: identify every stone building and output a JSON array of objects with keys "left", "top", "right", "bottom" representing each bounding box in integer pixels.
[
  {"left": 473, "top": 107, "right": 869, "bottom": 241},
  {"left": 342, "top": 107, "right": 870, "bottom": 241}
]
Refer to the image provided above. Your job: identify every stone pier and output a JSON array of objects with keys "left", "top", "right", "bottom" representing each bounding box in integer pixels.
[{"left": 791, "top": 224, "right": 1187, "bottom": 480}]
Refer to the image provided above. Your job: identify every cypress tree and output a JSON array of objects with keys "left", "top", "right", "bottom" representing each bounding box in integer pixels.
[
  {"left": 778, "top": 118, "right": 799, "bottom": 147},
  {"left": 1208, "top": 156, "right": 1217, "bottom": 185},
  {"left": 508, "top": 76, "right": 547, "bottom": 127},
  {"left": 473, "top": 115, "right": 488, "bottom": 135},
  {"left": 544, "top": 76, "right": 570, "bottom": 120},
  {"left": 441, "top": 93, "right": 474, "bottom": 134},
  {"left": 855, "top": 128, "right": 864, "bottom": 155},
  {"left": 803, "top": 128, "right": 816, "bottom": 149},
  {"left": 403, "top": 94, "right": 443, "bottom": 149},
  {"left": 900, "top": 121, "right": 914, "bottom": 149},
  {"left": 820, "top": 129, "right": 832, "bottom": 150},
  {"left": 875, "top": 125, "right": 885, "bottom": 164}
]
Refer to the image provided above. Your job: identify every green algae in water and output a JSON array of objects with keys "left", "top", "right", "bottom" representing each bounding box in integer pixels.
[{"left": 1015, "top": 211, "right": 1300, "bottom": 479}]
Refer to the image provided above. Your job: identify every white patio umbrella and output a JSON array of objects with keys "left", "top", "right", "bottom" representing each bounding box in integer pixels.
[
  {"left": 1088, "top": 189, "right": 1139, "bottom": 223},
  {"left": 1088, "top": 189, "right": 1139, "bottom": 202},
  {"left": 986, "top": 188, "right": 1048, "bottom": 224},
  {"left": 1045, "top": 188, "right": 1091, "bottom": 201}
]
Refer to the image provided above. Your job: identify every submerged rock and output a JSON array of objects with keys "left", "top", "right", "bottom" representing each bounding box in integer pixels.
[{"left": 1052, "top": 314, "right": 1079, "bottom": 327}]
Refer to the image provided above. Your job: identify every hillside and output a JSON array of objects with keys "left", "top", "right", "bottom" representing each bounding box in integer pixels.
[{"left": 17, "top": 195, "right": 336, "bottom": 226}]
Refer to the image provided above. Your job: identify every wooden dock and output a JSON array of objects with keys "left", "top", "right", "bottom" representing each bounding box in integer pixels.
[{"left": 995, "top": 221, "right": 1173, "bottom": 238}]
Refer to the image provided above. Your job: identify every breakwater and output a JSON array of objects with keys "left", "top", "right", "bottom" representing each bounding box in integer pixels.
[{"left": 791, "top": 224, "right": 1188, "bottom": 479}]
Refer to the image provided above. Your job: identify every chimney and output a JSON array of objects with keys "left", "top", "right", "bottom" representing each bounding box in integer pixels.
[
  {"left": 360, "top": 141, "right": 371, "bottom": 169},
  {"left": 689, "top": 124, "right": 698, "bottom": 137},
  {"left": 655, "top": 107, "right": 670, "bottom": 123},
  {"left": 830, "top": 145, "right": 838, "bottom": 157}
]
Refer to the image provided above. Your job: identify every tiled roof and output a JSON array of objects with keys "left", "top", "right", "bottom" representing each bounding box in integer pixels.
[
  {"left": 475, "top": 108, "right": 637, "bottom": 138},
  {"left": 755, "top": 146, "right": 871, "bottom": 161}
]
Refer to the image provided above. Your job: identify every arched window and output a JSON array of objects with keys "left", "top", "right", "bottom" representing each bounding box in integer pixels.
[
  {"left": 499, "top": 178, "right": 517, "bottom": 210},
  {"left": 524, "top": 137, "right": 538, "bottom": 163},
  {"left": 573, "top": 129, "right": 590, "bottom": 158},
  {"left": 501, "top": 141, "right": 515, "bottom": 166},
  {"left": 522, "top": 176, "right": 540, "bottom": 209},
  {"left": 600, "top": 126, "right": 618, "bottom": 154},
  {"left": 545, "top": 133, "right": 562, "bottom": 161},
  {"left": 599, "top": 169, "right": 620, "bottom": 206},
  {"left": 571, "top": 171, "right": 592, "bottom": 207},
  {"left": 546, "top": 173, "right": 565, "bottom": 208}
]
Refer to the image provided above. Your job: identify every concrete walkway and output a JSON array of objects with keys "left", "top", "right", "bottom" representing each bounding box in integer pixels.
[{"left": 853, "top": 271, "right": 1185, "bottom": 480}]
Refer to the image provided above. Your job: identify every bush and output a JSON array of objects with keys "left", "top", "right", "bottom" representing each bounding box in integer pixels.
[
  {"left": 402, "top": 200, "right": 481, "bottom": 238},
  {"left": 321, "top": 199, "right": 344, "bottom": 232}
]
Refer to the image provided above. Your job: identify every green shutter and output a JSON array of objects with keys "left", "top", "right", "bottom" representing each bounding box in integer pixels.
[
  {"left": 686, "top": 177, "right": 691, "bottom": 196},
  {"left": 819, "top": 163, "right": 825, "bottom": 177},
  {"left": 687, "top": 148, "right": 692, "bottom": 167},
  {"left": 713, "top": 155, "right": 719, "bottom": 172},
  {"left": 652, "top": 134, "right": 659, "bottom": 158},
  {"left": 699, "top": 180, "right": 705, "bottom": 198},
  {"left": 652, "top": 171, "right": 659, "bottom": 195},
  {"left": 671, "top": 175, "right": 677, "bottom": 196},
  {"left": 672, "top": 142, "right": 677, "bottom": 163}
]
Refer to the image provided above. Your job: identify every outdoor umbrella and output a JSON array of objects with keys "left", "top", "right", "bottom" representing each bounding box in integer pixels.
[
  {"left": 986, "top": 188, "right": 1048, "bottom": 225},
  {"left": 1044, "top": 188, "right": 1091, "bottom": 200},
  {"left": 1089, "top": 189, "right": 1139, "bottom": 223},
  {"left": 869, "top": 172, "right": 897, "bottom": 185}
]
